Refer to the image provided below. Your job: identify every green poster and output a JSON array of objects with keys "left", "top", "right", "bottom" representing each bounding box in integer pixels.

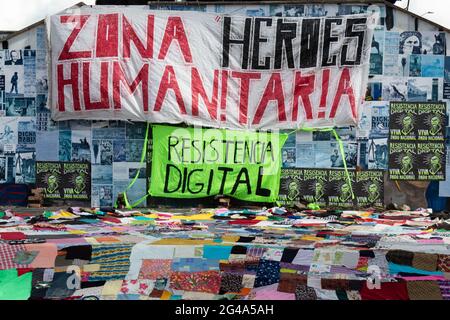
[{"left": 149, "top": 125, "right": 288, "bottom": 202}]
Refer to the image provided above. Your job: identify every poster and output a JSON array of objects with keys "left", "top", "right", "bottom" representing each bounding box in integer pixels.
[
  {"left": 388, "top": 142, "right": 417, "bottom": 180},
  {"left": 327, "top": 169, "right": 356, "bottom": 208},
  {"left": 355, "top": 170, "right": 384, "bottom": 207},
  {"left": 389, "top": 102, "right": 418, "bottom": 141},
  {"left": 278, "top": 168, "right": 384, "bottom": 208},
  {"left": 389, "top": 102, "right": 446, "bottom": 180},
  {"left": 49, "top": 7, "right": 374, "bottom": 129},
  {"left": 416, "top": 142, "right": 445, "bottom": 180},
  {"left": 150, "top": 125, "right": 288, "bottom": 202},
  {"left": 301, "top": 169, "right": 328, "bottom": 207},
  {"left": 416, "top": 102, "right": 446, "bottom": 141},
  {"left": 36, "top": 161, "right": 91, "bottom": 200}
]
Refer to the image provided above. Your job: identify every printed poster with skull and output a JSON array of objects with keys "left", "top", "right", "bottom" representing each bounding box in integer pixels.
[
  {"left": 278, "top": 168, "right": 384, "bottom": 208},
  {"left": 36, "top": 161, "right": 91, "bottom": 201},
  {"left": 388, "top": 102, "right": 446, "bottom": 180}
]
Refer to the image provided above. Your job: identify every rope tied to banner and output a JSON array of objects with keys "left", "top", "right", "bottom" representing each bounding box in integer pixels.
[
  {"left": 285, "top": 126, "right": 355, "bottom": 200},
  {"left": 114, "top": 122, "right": 150, "bottom": 209}
]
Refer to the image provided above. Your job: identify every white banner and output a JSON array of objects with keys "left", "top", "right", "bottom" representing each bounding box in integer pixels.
[{"left": 48, "top": 6, "right": 374, "bottom": 129}]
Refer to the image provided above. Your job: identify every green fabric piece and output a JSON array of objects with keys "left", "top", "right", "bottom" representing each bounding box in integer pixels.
[
  {"left": 0, "top": 270, "right": 32, "bottom": 300},
  {"left": 43, "top": 211, "right": 53, "bottom": 218},
  {"left": 0, "top": 212, "right": 5, "bottom": 218},
  {"left": 268, "top": 215, "right": 284, "bottom": 221},
  {"left": 307, "top": 203, "right": 321, "bottom": 210},
  {"left": 150, "top": 125, "right": 288, "bottom": 202}
]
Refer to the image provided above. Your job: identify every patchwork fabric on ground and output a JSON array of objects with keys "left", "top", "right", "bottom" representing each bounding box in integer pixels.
[{"left": 0, "top": 207, "right": 449, "bottom": 300}]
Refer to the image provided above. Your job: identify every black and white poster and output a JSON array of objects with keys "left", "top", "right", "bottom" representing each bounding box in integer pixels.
[
  {"left": 388, "top": 142, "right": 417, "bottom": 180},
  {"left": 389, "top": 102, "right": 446, "bottom": 180},
  {"left": 355, "top": 170, "right": 384, "bottom": 207},
  {"left": 278, "top": 168, "right": 384, "bottom": 208},
  {"left": 417, "top": 142, "right": 446, "bottom": 180},
  {"left": 327, "top": 169, "right": 356, "bottom": 208},
  {"left": 417, "top": 102, "right": 446, "bottom": 141},
  {"left": 36, "top": 161, "right": 91, "bottom": 201},
  {"left": 389, "top": 102, "right": 418, "bottom": 141}
]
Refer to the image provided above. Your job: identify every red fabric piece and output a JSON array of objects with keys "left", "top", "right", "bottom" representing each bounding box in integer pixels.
[
  {"left": 0, "top": 232, "right": 26, "bottom": 240},
  {"left": 17, "top": 268, "right": 33, "bottom": 276},
  {"left": 101, "top": 217, "right": 122, "bottom": 224},
  {"left": 228, "top": 220, "right": 260, "bottom": 225},
  {"left": 360, "top": 282, "right": 410, "bottom": 300}
]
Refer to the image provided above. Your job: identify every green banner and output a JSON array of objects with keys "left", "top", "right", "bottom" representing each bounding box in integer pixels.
[{"left": 149, "top": 125, "right": 288, "bottom": 202}]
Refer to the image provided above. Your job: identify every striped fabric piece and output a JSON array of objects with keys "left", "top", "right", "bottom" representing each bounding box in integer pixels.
[
  {"left": 438, "top": 280, "right": 450, "bottom": 300},
  {"left": 88, "top": 244, "right": 134, "bottom": 281}
]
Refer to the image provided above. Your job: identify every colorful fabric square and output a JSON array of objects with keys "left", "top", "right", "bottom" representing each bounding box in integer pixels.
[
  {"left": 45, "top": 272, "right": 76, "bottom": 299},
  {"left": 360, "top": 282, "right": 409, "bottom": 300},
  {"left": 262, "top": 248, "right": 284, "bottom": 261},
  {"left": 88, "top": 244, "right": 134, "bottom": 281},
  {"left": 13, "top": 251, "right": 38, "bottom": 265},
  {"left": 169, "top": 271, "right": 221, "bottom": 294},
  {"left": 278, "top": 273, "right": 307, "bottom": 293},
  {"left": 202, "top": 245, "right": 232, "bottom": 260},
  {"left": 292, "top": 249, "right": 314, "bottom": 265},
  {"left": 295, "top": 284, "right": 317, "bottom": 300},
  {"left": 385, "top": 250, "right": 414, "bottom": 266},
  {"left": 231, "top": 245, "right": 247, "bottom": 255},
  {"left": 138, "top": 259, "right": 172, "bottom": 280},
  {"left": 0, "top": 269, "right": 32, "bottom": 300},
  {"left": 171, "top": 258, "right": 219, "bottom": 272},
  {"left": 280, "top": 248, "right": 299, "bottom": 263},
  {"left": 0, "top": 244, "right": 29, "bottom": 270},
  {"left": 437, "top": 255, "right": 450, "bottom": 272},
  {"left": 406, "top": 280, "right": 443, "bottom": 300},
  {"left": 246, "top": 247, "right": 267, "bottom": 258},
  {"left": 219, "top": 272, "right": 243, "bottom": 293},
  {"left": 0, "top": 232, "right": 26, "bottom": 240},
  {"left": 65, "top": 245, "right": 92, "bottom": 260},
  {"left": 254, "top": 259, "right": 280, "bottom": 288},
  {"left": 438, "top": 280, "right": 450, "bottom": 300},
  {"left": 412, "top": 253, "right": 438, "bottom": 272},
  {"left": 24, "top": 243, "right": 58, "bottom": 268},
  {"left": 120, "top": 279, "right": 154, "bottom": 296},
  {"left": 389, "top": 263, "right": 443, "bottom": 276}
]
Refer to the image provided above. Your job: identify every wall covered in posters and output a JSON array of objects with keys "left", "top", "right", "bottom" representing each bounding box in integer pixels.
[{"left": 1, "top": 3, "right": 450, "bottom": 207}]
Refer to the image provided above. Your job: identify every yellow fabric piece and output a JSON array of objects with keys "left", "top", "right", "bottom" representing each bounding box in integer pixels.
[
  {"left": 301, "top": 235, "right": 324, "bottom": 242},
  {"left": 280, "top": 268, "right": 297, "bottom": 274},
  {"left": 160, "top": 290, "right": 172, "bottom": 300},
  {"left": 54, "top": 267, "right": 68, "bottom": 273},
  {"left": 144, "top": 214, "right": 159, "bottom": 219},
  {"left": 68, "top": 230, "right": 87, "bottom": 235},
  {"left": 101, "top": 280, "right": 123, "bottom": 296},
  {"left": 254, "top": 216, "right": 268, "bottom": 221},
  {"left": 222, "top": 235, "right": 240, "bottom": 242},
  {"left": 170, "top": 213, "right": 214, "bottom": 220},
  {"left": 48, "top": 211, "right": 78, "bottom": 220},
  {"left": 83, "top": 237, "right": 99, "bottom": 245},
  {"left": 83, "top": 264, "right": 101, "bottom": 272}
]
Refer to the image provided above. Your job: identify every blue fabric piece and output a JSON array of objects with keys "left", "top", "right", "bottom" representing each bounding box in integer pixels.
[
  {"left": 388, "top": 262, "right": 444, "bottom": 275},
  {"left": 426, "top": 181, "right": 448, "bottom": 212},
  {"left": 134, "top": 216, "right": 153, "bottom": 221},
  {"left": 254, "top": 259, "right": 280, "bottom": 287},
  {"left": 171, "top": 258, "right": 220, "bottom": 272},
  {"left": 203, "top": 245, "right": 232, "bottom": 260}
]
